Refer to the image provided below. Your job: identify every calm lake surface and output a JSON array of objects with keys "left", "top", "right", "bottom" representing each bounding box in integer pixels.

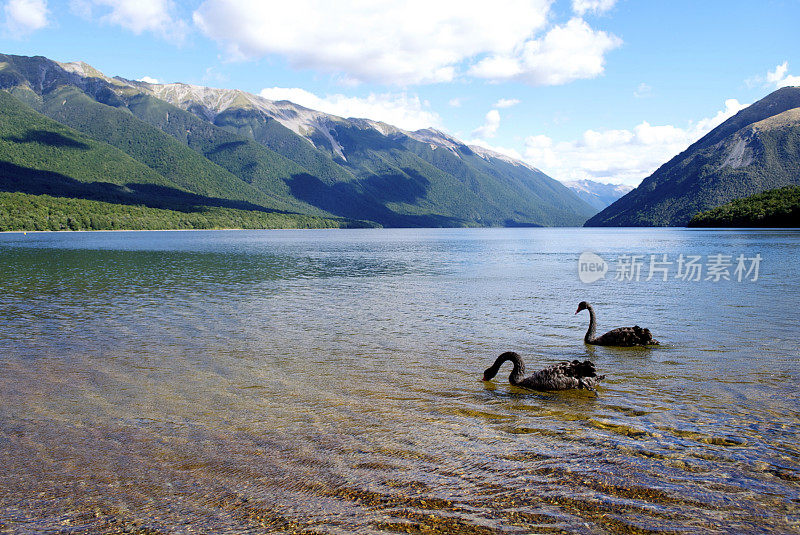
[{"left": 0, "top": 228, "right": 798, "bottom": 534}]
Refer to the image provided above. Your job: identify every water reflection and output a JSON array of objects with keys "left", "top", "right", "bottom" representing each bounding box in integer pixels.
[{"left": 0, "top": 229, "right": 799, "bottom": 533}]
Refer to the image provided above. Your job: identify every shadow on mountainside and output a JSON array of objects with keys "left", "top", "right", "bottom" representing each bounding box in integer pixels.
[
  {"left": 0, "top": 160, "right": 293, "bottom": 214},
  {"left": 4, "top": 129, "right": 91, "bottom": 150},
  {"left": 286, "top": 168, "right": 466, "bottom": 227}
]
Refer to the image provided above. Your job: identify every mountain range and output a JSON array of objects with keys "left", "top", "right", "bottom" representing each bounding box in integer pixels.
[
  {"left": 0, "top": 53, "right": 597, "bottom": 229},
  {"left": 562, "top": 179, "right": 632, "bottom": 210},
  {"left": 586, "top": 86, "right": 800, "bottom": 226}
]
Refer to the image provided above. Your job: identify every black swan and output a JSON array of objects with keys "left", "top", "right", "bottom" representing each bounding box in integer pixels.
[
  {"left": 482, "top": 351, "right": 604, "bottom": 391},
  {"left": 576, "top": 301, "right": 658, "bottom": 346}
]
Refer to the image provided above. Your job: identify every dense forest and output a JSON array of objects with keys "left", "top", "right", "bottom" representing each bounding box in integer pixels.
[
  {"left": 0, "top": 192, "right": 367, "bottom": 231},
  {"left": 688, "top": 186, "right": 800, "bottom": 227}
]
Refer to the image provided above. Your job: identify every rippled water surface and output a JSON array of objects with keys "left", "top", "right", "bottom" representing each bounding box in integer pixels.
[{"left": 1, "top": 228, "right": 798, "bottom": 534}]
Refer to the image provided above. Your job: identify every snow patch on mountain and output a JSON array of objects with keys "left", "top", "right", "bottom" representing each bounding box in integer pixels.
[{"left": 563, "top": 179, "right": 633, "bottom": 210}]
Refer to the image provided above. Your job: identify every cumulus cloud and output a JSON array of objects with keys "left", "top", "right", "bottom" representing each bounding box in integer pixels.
[
  {"left": 468, "top": 18, "right": 621, "bottom": 85},
  {"left": 472, "top": 109, "right": 501, "bottom": 139},
  {"left": 3, "top": 0, "right": 49, "bottom": 36},
  {"left": 746, "top": 62, "right": 800, "bottom": 89},
  {"left": 259, "top": 87, "right": 441, "bottom": 131},
  {"left": 572, "top": 0, "right": 617, "bottom": 15},
  {"left": 448, "top": 97, "right": 463, "bottom": 107},
  {"left": 766, "top": 62, "right": 800, "bottom": 88},
  {"left": 73, "top": 0, "right": 187, "bottom": 41},
  {"left": 137, "top": 75, "right": 160, "bottom": 84},
  {"left": 524, "top": 98, "right": 748, "bottom": 186},
  {"left": 193, "top": 0, "right": 619, "bottom": 86},
  {"left": 494, "top": 98, "right": 520, "bottom": 108}
]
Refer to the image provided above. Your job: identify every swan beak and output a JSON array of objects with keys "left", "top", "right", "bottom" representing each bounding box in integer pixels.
[{"left": 575, "top": 308, "right": 580, "bottom": 314}]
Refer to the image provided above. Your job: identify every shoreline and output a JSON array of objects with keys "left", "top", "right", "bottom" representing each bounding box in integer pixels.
[{"left": 3, "top": 226, "right": 800, "bottom": 234}]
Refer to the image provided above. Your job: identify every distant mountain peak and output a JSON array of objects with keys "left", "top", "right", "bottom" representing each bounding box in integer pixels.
[{"left": 563, "top": 179, "right": 633, "bottom": 210}]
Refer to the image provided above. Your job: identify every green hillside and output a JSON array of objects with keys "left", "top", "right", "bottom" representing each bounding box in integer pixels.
[
  {"left": 585, "top": 87, "right": 800, "bottom": 227},
  {"left": 405, "top": 138, "right": 597, "bottom": 225},
  {"left": 36, "top": 86, "right": 286, "bottom": 207},
  {"left": 119, "top": 92, "right": 330, "bottom": 216},
  {"left": 211, "top": 110, "right": 595, "bottom": 226},
  {"left": 0, "top": 52, "right": 597, "bottom": 229},
  {"left": 0, "top": 90, "right": 356, "bottom": 230},
  {"left": 688, "top": 185, "right": 800, "bottom": 227},
  {"left": 212, "top": 107, "right": 360, "bottom": 185},
  {"left": 0, "top": 89, "right": 179, "bottom": 203}
]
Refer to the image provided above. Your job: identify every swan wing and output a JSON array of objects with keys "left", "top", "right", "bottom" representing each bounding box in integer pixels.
[
  {"left": 596, "top": 326, "right": 658, "bottom": 346},
  {"left": 517, "top": 361, "right": 602, "bottom": 390}
]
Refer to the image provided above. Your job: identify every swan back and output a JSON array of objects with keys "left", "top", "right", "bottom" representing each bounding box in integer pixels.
[{"left": 483, "top": 353, "right": 604, "bottom": 391}]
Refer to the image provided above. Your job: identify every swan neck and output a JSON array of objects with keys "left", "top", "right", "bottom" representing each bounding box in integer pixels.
[
  {"left": 506, "top": 353, "right": 526, "bottom": 385},
  {"left": 489, "top": 352, "right": 526, "bottom": 385},
  {"left": 585, "top": 304, "right": 597, "bottom": 343}
]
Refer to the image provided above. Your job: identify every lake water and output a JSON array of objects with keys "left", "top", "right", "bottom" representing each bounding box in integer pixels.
[{"left": 0, "top": 228, "right": 798, "bottom": 534}]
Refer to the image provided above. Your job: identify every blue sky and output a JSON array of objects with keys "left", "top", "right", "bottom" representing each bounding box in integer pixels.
[{"left": 1, "top": 0, "right": 798, "bottom": 186}]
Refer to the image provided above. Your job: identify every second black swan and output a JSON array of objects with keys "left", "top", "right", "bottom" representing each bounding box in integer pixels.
[
  {"left": 482, "top": 351, "right": 604, "bottom": 391},
  {"left": 576, "top": 301, "right": 658, "bottom": 346}
]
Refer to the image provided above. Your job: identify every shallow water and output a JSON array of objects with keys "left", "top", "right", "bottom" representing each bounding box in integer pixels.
[{"left": 0, "top": 228, "right": 798, "bottom": 534}]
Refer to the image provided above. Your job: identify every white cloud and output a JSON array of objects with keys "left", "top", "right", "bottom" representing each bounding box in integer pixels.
[
  {"left": 572, "top": 0, "right": 617, "bottom": 15},
  {"left": 494, "top": 98, "right": 520, "bottom": 108},
  {"left": 523, "top": 98, "right": 748, "bottom": 186},
  {"left": 448, "top": 97, "right": 463, "bottom": 108},
  {"left": 137, "top": 75, "right": 160, "bottom": 84},
  {"left": 633, "top": 82, "right": 652, "bottom": 98},
  {"left": 693, "top": 98, "right": 747, "bottom": 134},
  {"left": 259, "top": 87, "right": 441, "bottom": 131},
  {"left": 472, "top": 109, "right": 501, "bottom": 139},
  {"left": 766, "top": 62, "right": 800, "bottom": 89},
  {"left": 746, "top": 62, "right": 800, "bottom": 89},
  {"left": 194, "top": 1, "right": 618, "bottom": 86},
  {"left": 74, "top": 0, "right": 187, "bottom": 41},
  {"left": 469, "top": 18, "right": 621, "bottom": 85},
  {"left": 3, "top": 0, "right": 49, "bottom": 36}
]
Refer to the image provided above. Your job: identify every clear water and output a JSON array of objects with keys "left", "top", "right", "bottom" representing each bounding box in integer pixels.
[{"left": 0, "top": 228, "right": 798, "bottom": 534}]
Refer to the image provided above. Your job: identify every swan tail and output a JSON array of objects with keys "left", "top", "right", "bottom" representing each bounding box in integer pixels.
[{"left": 568, "top": 359, "right": 598, "bottom": 378}]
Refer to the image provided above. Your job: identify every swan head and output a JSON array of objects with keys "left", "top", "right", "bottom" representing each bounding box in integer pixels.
[
  {"left": 576, "top": 301, "right": 589, "bottom": 314},
  {"left": 482, "top": 366, "right": 498, "bottom": 381}
]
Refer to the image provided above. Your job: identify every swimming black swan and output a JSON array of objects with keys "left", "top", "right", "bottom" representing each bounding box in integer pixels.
[
  {"left": 576, "top": 301, "right": 658, "bottom": 346},
  {"left": 482, "top": 351, "right": 604, "bottom": 391}
]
